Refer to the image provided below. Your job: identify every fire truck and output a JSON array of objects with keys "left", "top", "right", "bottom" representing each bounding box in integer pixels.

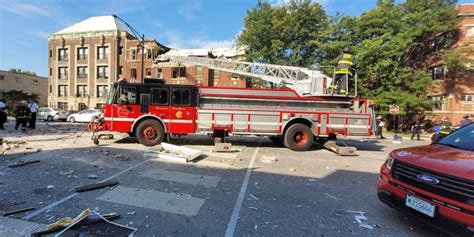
[{"left": 100, "top": 56, "right": 375, "bottom": 151}]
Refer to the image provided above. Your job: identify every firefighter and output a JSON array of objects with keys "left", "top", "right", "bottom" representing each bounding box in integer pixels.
[
  {"left": 439, "top": 116, "right": 452, "bottom": 135},
  {"left": 331, "top": 47, "right": 356, "bottom": 95},
  {"left": 14, "top": 100, "right": 30, "bottom": 133}
]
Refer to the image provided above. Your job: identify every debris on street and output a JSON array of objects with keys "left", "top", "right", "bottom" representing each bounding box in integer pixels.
[
  {"left": 354, "top": 213, "right": 373, "bottom": 230},
  {"left": 260, "top": 155, "right": 277, "bottom": 163},
  {"left": 74, "top": 180, "right": 119, "bottom": 192},
  {"left": 1, "top": 207, "right": 35, "bottom": 216},
  {"left": 8, "top": 159, "right": 40, "bottom": 168},
  {"left": 144, "top": 142, "right": 202, "bottom": 162}
]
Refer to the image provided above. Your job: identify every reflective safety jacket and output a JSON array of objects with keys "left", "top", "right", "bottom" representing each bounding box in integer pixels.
[{"left": 335, "top": 53, "right": 355, "bottom": 76}]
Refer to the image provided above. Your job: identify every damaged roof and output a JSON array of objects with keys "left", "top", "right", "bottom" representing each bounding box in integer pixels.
[
  {"left": 163, "top": 46, "right": 246, "bottom": 58},
  {"left": 53, "top": 15, "right": 134, "bottom": 36}
]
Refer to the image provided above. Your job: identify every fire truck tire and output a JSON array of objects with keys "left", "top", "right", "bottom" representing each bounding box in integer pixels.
[
  {"left": 136, "top": 120, "right": 164, "bottom": 146},
  {"left": 283, "top": 124, "right": 314, "bottom": 151}
]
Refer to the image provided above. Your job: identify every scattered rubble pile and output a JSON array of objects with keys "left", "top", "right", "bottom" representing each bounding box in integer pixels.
[{"left": 144, "top": 142, "right": 202, "bottom": 162}]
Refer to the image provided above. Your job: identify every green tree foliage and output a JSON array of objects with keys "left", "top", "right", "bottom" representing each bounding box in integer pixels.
[
  {"left": 8, "top": 68, "right": 37, "bottom": 76},
  {"left": 238, "top": 0, "right": 329, "bottom": 67},
  {"left": 1, "top": 90, "right": 40, "bottom": 110},
  {"left": 238, "top": 0, "right": 461, "bottom": 119}
]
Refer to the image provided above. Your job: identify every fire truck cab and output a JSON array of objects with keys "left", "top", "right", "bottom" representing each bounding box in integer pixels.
[{"left": 103, "top": 79, "right": 374, "bottom": 151}]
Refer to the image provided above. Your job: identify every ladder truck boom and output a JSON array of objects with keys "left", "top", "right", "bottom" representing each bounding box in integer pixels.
[{"left": 158, "top": 55, "right": 333, "bottom": 97}]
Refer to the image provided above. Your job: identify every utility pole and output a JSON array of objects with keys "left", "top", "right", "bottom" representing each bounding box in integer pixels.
[{"left": 141, "top": 34, "right": 145, "bottom": 82}]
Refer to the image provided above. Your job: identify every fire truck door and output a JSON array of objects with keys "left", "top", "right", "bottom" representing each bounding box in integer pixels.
[
  {"left": 169, "top": 87, "right": 196, "bottom": 134},
  {"left": 112, "top": 86, "right": 140, "bottom": 130}
]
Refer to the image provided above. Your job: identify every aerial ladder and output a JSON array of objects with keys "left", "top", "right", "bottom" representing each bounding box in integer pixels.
[{"left": 158, "top": 55, "right": 355, "bottom": 97}]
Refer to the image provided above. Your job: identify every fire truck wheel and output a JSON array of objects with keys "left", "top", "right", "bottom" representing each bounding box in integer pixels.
[
  {"left": 284, "top": 124, "right": 314, "bottom": 151},
  {"left": 136, "top": 120, "right": 164, "bottom": 146}
]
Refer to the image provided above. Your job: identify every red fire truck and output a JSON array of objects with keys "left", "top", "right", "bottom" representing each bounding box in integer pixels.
[{"left": 100, "top": 56, "right": 374, "bottom": 151}]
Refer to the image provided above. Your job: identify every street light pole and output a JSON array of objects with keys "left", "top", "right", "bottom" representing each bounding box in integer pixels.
[{"left": 141, "top": 34, "right": 145, "bottom": 82}]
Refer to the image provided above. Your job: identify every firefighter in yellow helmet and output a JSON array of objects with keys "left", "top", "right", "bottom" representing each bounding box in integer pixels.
[{"left": 330, "top": 47, "right": 356, "bottom": 95}]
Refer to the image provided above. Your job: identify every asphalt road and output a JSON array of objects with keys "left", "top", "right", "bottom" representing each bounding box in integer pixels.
[{"left": 0, "top": 121, "right": 447, "bottom": 236}]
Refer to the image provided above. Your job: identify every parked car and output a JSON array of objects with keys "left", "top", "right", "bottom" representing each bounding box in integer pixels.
[
  {"left": 37, "top": 107, "right": 69, "bottom": 121},
  {"left": 378, "top": 123, "right": 474, "bottom": 236},
  {"left": 67, "top": 109, "right": 102, "bottom": 123}
]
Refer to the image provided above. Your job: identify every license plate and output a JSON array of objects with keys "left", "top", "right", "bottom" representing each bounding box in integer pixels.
[{"left": 405, "top": 194, "right": 436, "bottom": 217}]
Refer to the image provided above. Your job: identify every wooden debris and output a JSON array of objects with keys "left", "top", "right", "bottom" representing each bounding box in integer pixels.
[
  {"left": 75, "top": 180, "right": 119, "bottom": 192},
  {"left": 323, "top": 140, "right": 358, "bottom": 156},
  {"left": 1, "top": 207, "right": 35, "bottom": 216},
  {"left": 8, "top": 159, "right": 40, "bottom": 168}
]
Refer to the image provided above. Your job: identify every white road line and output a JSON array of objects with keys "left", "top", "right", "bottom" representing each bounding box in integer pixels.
[
  {"left": 22, "top": 159, "right": 150, "bottom": 220},
  {"left": 224, "top": 147, "right": 259, "bottom": 237}
]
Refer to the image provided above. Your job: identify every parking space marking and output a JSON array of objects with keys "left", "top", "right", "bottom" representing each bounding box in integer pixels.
[
  {"left": 150, "top": 158, "right": 232, "bottom": 169},
  {"left": 96, "top": 186, "right": 206, "bottom": 216},
  {"left": 139, "top": 169, "right": 221, "bottom": 188},
  {"left": 225, "top": 147, "right": 259, "bottom": 237}
]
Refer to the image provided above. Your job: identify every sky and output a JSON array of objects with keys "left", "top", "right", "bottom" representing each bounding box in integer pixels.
[{"left": 0, "top": 0, "right": 472, "bottom": 77}]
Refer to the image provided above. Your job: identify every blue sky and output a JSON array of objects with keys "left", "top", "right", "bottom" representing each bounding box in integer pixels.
[{"left": 0, "top": 0, "right": 472, "bottom": 77}]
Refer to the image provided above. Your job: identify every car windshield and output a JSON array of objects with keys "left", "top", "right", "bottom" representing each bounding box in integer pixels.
[{"left": 437, "top": 123, "right": 474, "bottom": 151}]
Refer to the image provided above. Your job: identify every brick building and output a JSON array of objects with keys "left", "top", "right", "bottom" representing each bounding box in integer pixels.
[
  {"left": 423, "top": 4, "right": 474, "bottom": 124},
  {"left": 0, "top": 70, "right": 48, "bottom": 105},
  {"left": 48, "top": 15, "right": 168, "bottom": 111},
  {"left": 48, "top": 15, "right": 248, "bottom": 111},
  {"left": 155, "top": 48, "right": 248, "bottom": 87}
]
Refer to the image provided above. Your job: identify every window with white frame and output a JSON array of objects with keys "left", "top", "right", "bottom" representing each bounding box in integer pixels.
[
  {"left": 76, "top": 85, "right": 87, "bottom": 97},
  {"left": 97, "top": 46, "right": 108, "bottom": 60},
  {"left": 77, "top": 47, "right": 88, "bottom": 60},
  {"left": 58, "top": 67, "right": 68, "bottom": 79},
  {"left": 432, "top": 65, "right": 446, "bottom": 80},
  {"left": 58, "top": 102, "right": 68, "bottom": 110},
  {"left": 58, "top": 48, "right": 68, "bottom": 61},
  {"left": 461, "top": 94, "right": 474, "bottom": 102},
  {"left": 432, "top": 95, "right": 447, "bottom": 111},
  {"left": 58, "top": 85, "right": 68, "bottom": 97},
  {"left": 77, "top": 66, "right": 87, "bottom": 79},
  {"left": 195, "top": 66, "right": 203, "bottom": 77},
  {"left": 97, "top": 66, "right": 108, "bottom": 79},
  {"left": 97, "top": 85, "right": 108, "bottom": 98}
]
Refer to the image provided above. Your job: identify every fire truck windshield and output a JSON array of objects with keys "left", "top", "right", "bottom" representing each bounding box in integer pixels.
[{"left": 106, "top": 83, "right": 117, "bottom": 104}]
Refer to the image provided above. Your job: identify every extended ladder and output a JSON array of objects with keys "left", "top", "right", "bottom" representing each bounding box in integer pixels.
[{"left": 158, "top": 55, "right": 333, "bottom": 97}]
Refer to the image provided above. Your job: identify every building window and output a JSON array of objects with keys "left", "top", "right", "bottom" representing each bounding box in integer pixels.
[
  {"left": 58, "top": 67, "right": 68, "bottom": 79},
  {"left": 77, "top": 66, "right": 88, "bottom": 79},
  {"left": 49, "top": 85, "right": 52, "bottom": 93},
  {"left": 76, "top": 85, "right": 87, "bottom": 97},
  {"left": 231, "top": 74, "right": 240, "bottom": 80},
  {"left": 214, "top": 70, "right": 220, "bottom": 78},
  {"left": 195, "top": 66, "right": 203, "bottom": 77},
  {"left": 15, "top": 77, "right": 21, "bottom": 83},
  {"left": 33, "top": 79, "right": 38, "bottom": 84},
  {"left": 97, "top": 66, "right": 108, "bottom": 79},
  {"left": 119, "top": 66, "right": 124, "bottom": 76},
  {"left": 78, "top": 103, "right": 87, "bottom": 111},
  {"left": 58, "top": 102, "right": 68, "bottom": 110},
  {"left": 97, "top": 46, "right": 108, "bottom": 60},
  {"left": 96, "top": 103, "right": 105, "bottom": 109},
  {"left": 131, "top": 68, "right": 137, "bottom": 80},
  {"left": 77, "top": 47, "right": 88, "bottom": 60},
  {"left": 146, "top": 48, "right": 152, "bottom": 59},
  {"left": 119, "top": 46, "right": 123, "bottom": 56},
  {"left": 97, "top": 85, "right": 108, "bottom": 98},
  {"left": 432, "top": 95, "right": 446, "bottom": 111},
  {"left": 49, "top": 49, "right": 52, "bottom": 58},
  {"left": 157, "top": 68, "right": 163, "bottom": 79},
  {"left": 131, "top": 49, "right": 137, "bottom": 60},
  {"left": 0, "top": 75, "right": 4, "bottom": 80},
  {"left": 432, "top": 65, "right": 446, "bottom": 80},
  {"left": 58, "top": 48, "right": 68, "bottom": 61},
  {"left": 58, "top": 85, "right": 68, "bottom": 97},
  {"left": 461, "top": 94, "right": 474, "bottom": 102},
  {"left": 146, "top": 68, "right": 151, "bottom": 77},
  {"left": 172, "top": 67, "right": 186, "bottom": 79},
  {"left": 467, "top": 26, "right": 474, "bottom": 37},
  {"left": 49, "top": 68, "right": 52, "bottom": 76}
]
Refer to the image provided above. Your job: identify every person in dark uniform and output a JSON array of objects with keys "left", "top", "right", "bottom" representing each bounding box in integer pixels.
[
  {"left": 411, "top": 121, "right": 422, "bottom": 141},
  {"left": 330, "top": 47, "right": 356, "bottom": 95},
  {"left": 14, "top": 101, "right": 30, "bottom": 133},
  {"left": 0, "top": 99, "right": 7, "bottom": 130}
]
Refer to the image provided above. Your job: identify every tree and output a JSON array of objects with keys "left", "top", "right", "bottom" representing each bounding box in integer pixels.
[
  {"left": 0, "top": 90, "right": 40, "bottom": 110},
  {"left": 8, "top": 68, "right": 37, "bottom": 76},
  {"left": 238, "top": 0, "right": 329, "bottom": 68}
]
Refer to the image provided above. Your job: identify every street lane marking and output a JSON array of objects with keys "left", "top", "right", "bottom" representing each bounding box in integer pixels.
[
  {"left": 139, "top": 169, "right": 220, "bottom": 188},
  {"left": 96, "top": 186, "right": 205, "bottom": 216},
  {"left": 22, "top": 159, "right": 150, "bottom": 220},
  {"left": 150, "top": 158, "right": 232, "bottom": 169},
  {"left": 225, "top": 147, "right": 259, "bottom": 237}
]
